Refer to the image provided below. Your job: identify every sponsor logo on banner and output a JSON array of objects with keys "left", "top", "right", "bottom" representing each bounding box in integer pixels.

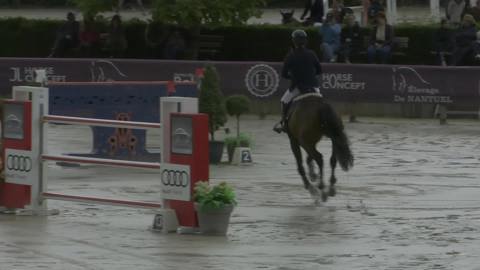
[
  {"left": 245, "top": 64, "right": 280, "bottom": 97},
  {"left": 5, "top": 149, "right": 38, "bottom": 185},
  {"left": 90, "top": 60, "right": 127, "bottom": 82},
  {"left": 160, "top": 163, "right": 191, "bottom": 201},
  {"left": 9, "top": 66, "right": 66, "bottom": 83},
  {"left": 321, "top": 73, "right": 366, "bottom": 91},
  {"left": 392, "top": 66, "right": 452, "bottom": 103}
]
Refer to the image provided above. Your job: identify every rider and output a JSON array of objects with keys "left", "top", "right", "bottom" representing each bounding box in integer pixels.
[{"left": 273, "top": 29, "right": 322, "bottom": 134}]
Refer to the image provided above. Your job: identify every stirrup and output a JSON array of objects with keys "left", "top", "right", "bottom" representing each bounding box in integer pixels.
[
  {"left": 273, "top": 120, "right": 288, "bottom": 134},
  {"left": 273, "top": 121, "right": 284, "bottom": 134}
]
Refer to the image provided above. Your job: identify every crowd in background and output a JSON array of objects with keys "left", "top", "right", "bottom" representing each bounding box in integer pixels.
[
  {"left": 48, "top": 11, "right": 186, "bottom": 60},
  {"left": 288, "top": 0, "right": 480, "bottom": 65},
  {"left": 48, "top": 0, "right": 480, "bottom": 66}
]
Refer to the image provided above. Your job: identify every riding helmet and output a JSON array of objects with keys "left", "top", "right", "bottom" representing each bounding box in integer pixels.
[{"left": 291, "top": 29, "right": 307, "bottom": 47}]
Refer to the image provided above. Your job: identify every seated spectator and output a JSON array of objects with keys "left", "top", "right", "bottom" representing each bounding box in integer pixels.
[
  {"left": 475, "top": 31, "right": 480, "bottom": 61},
  {"left": 79, "top": 16, "right": 101, "bottom": 57},
  {"left": 319, "top": 12, "right": 341, "bottom": 62},
  {"left": 49, "top": 12, "right": 80, "bottom": 57},
  {"left": 104, "top": 15, "right": 128, "bottom": 58},
  {"left": 433, "top": 18, "right": 454, "bottom": 66},
  {"left": 466, "top": 0, "right": 480, "bottom": 22},
  {"left": 451, "top": 14, "right": 478, "bottom": 65},
  {"left": 446, "top": 0, "right": 466, "bottom": 26},
  {"left": 145, "top": 20, "right": 170, "bottom": 58},
  {"left": 367, "top": 0, "right": 385, "bottom": 24},
  {"left": 367, "top": 12, "right": 394, "bottom": 64},
  {"left": 163, "top": 29, "right": 186, "bottom": 60},
  {"left": 334, "top": 0, "right": 354, "bottom": 24},
  {"left": 340, "top": 14, "right": 362, "bottom": 63}
]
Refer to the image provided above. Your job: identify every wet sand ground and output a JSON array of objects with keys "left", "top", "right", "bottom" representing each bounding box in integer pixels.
[{"left": 1, "top": 116, "right": 480, "bottom": 270}]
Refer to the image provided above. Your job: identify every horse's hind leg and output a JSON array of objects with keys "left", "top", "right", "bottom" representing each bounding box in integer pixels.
[
  {"left": 305, "top": 147, "right": 327, "bottom": 201},
  {"left": 289, "top": 136, "right": 310, "bottom": 190},
  {"left": 307, "top": 156, "right": 318, "bottom": 182},
  {"left": 329, "top": 147, "right": 337, "bottom": 197}
]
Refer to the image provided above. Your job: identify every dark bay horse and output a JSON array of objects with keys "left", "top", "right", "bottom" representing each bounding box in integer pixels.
[{"left": 287, "top": 93, "right": 354, "bottom": 202}]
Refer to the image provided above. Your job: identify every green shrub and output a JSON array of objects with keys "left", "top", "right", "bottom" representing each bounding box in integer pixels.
[
  {"left": 224, "top": 133, "right": 252, "bottom": 162},
  {"left": 225, "top": 94, "right": 251, "bottom": 137},
  {"left": 199, "top": 64, "right": 227, "bottom": 141},
  {"left": 194, "top": 181, "right": 237, "bottom": 211},
  {"left": 0, "top": 17, "right": 468, "bottom": 65}
]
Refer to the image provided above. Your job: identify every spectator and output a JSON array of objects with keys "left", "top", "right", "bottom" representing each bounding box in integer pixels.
[
  {"left": 117, "top": 0, "right": 146, "bottom": 15},
  {"left": 466, "top": 0, "right": 480, "bottom": 21},
  {"left": 334, "top": 0, "right": 354, "bottom": 24},
  {"left": 163, "top": 30, "right": 186, "bottom": 59},
  {"left": 451, "top": 14, "right": 478, "bottom": 65},
  {"left": 49, "top": 12, "right": 80, "bottom": 57},
  {"left": 446, "top": 0, "right": 466, "bottom": 26},
  {"left": 104, "top": 15, "right": 128, "bottom": 58},
  {"left": 319, "top": 12, "right": 342, "bottom": 62},
  {"left": 79, "top": 16, "right": 101, "bottom": 57},
  {"left": 433, "top": 18, "right": 454, "bottom": 65},
  {"left": 145, "top": 20, "right": 170, "bottom": 58},
  {"left": 367, "top": 11, "right": 394, "bottom": 64},
  {"left": 367, "top": 0, "right": 385, "bottom": 23},
  {"left": 301, "top": 0, "right": 325, "bottom": 25},
  {"left": 340, "top": 14, "right": 363, "bottom": 63},
  {"left": 475, "top": 31, "right": 480, "bottom": 61}
]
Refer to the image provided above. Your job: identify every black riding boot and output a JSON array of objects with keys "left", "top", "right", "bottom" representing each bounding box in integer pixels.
[{"left": 273, "top": 102, "right": 289, "bottom": 133}]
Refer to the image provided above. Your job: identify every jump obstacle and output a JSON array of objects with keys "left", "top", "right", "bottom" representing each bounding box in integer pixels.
[
  {"left": 48, "top": 81, "right": 198, "bottom": 161},
  {"left": 1, "top": 85, "right": 209, "bottom": 233}
]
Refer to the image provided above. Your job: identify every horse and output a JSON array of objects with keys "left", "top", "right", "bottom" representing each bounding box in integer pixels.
[{"left": 286, "top": 93, "right": 354, "bottom": 202}]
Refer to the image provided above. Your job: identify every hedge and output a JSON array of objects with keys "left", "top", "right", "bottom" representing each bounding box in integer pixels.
[{"left": 0, "top": 17, "right": 454, "bottom": 65}]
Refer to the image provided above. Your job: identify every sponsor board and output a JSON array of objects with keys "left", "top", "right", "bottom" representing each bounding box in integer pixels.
[{"left": 160, "top": 163, "right": 191, "bottom": 201}]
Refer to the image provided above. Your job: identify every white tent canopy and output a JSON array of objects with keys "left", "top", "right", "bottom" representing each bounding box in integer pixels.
[
  {"left": 343, "top": 0, "right": 443, "bottom": 25},
  {"left": 385, "top": 0, "right": 442, "bottom": 25}
]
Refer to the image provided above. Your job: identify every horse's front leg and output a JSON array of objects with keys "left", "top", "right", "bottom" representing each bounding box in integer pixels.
[{"left": 289, "top": 136, "right": 310, "bottom": 190}]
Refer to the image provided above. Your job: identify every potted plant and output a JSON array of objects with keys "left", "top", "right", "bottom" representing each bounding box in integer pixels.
[
  {"left": 224, "top": 133, "right": 252, "bottom": 163},
  {"left": 199, "top": 64, "right": 227, "bottom": 163},
  {"left": 225, "top": 95, "right": 252, "bottom": 162},
  {"left": 194, "top": 181, "right": 236, "bottom": 236}
]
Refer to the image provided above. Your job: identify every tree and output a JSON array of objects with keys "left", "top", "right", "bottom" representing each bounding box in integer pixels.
[
  {"left": 225, "top": 95, "right": 251, "bottom": 138},
  {"left": 151, "top": 0, "right": 266, "bottom": 27},
  {"left": 151, "top": 0, "right": 265, "bottom": 58},
  {"left": 199, "top": 64, "right": 227, "bottom": 141},
  {"left": 70, "top": 0, "right": 114, "bottom": 18}
]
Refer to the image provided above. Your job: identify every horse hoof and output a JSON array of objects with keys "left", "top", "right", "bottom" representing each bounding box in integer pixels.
[
  {"left": 321, "top": 191, "right": 328, "bottom": 202},
  {"left": 318, "top": 183, "right": 325, "bottom": 190},
  {"left": 329, "top": 187, "right": 336, "bottom": 197}
]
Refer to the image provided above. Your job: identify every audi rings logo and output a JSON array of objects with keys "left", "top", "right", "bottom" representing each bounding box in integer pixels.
[
  {"left": 7, "top": 155, "right": 32, "bottom": 172},
  {"left": 245, "top": 64, "right": 280, "bottom": 98},
  {"left": 161, "top": 170, "right": 189, "bottom": 187}
]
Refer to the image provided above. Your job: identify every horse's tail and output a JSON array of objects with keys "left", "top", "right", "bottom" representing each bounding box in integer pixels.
[{"left": 321, "top": 103, "right": 354, "bottom": 171}]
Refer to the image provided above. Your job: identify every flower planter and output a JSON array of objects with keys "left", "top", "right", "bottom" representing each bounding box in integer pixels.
[
  {"left": 194, "top": 203, "right": 234, "bottom": 236},
  {"left": 209, "top": 141, "right": 224, "bottom": 164}
]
